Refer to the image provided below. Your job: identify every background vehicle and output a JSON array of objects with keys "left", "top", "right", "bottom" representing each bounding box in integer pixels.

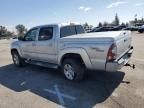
[
  {"left": 90, "top": 26, "right": 116, "bottom": 32},
  {"left": 90, "top": 25, "right": 126, "bottom": 33},
  {"left": 11, "top": 23, "right": 133, "bottom": 81},
  {"left": 123, "top": 26, "right": 139, "bottom": 31},
  {"left": 138, "top": 25, "right": 144, "bottom": 33}
]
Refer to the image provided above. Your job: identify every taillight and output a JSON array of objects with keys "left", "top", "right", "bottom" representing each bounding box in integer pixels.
[{"left": 107, "top": 43, "right": 117, "bottom": 61}]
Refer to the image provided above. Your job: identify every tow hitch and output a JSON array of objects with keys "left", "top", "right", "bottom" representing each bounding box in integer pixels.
[{"left": 125, "top": 63, "right": 135, "bottom": 69}]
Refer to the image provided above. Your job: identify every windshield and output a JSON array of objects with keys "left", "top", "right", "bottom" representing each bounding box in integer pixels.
[{"left": 60, "top": 25, "right": 85, "bottom": 38}]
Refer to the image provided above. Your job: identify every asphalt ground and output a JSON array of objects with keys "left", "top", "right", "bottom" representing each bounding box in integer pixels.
[{"left": 0, "top": 32, "right": 144, "bottom": 108}]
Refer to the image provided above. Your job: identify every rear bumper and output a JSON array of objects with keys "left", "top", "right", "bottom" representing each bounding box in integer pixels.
[{"left": 106, "top": 46, "right": 133, "bottom": 72}]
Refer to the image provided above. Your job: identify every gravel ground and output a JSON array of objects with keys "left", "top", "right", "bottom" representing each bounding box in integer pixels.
[{"left": 0, "top": 32, "right": 144, "bottom": 108}]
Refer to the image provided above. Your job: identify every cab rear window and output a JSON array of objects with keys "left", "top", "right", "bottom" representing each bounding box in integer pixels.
[{"left": 60, "top": 25, "right": 85, "bottom": 38}]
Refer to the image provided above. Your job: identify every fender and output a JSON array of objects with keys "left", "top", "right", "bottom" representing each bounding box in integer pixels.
[
  {"left": 58, "top": 48, "right": 92, "bottom": 69},
  {"left": 11, "top": 44, "right": 23, "bottom": 57}
]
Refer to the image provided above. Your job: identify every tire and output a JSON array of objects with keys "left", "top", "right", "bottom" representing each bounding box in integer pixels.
[
  {"left": 12, "top": 51, "right": 24, "bottom": 67},
  {"left": 138, "top": 29, "right": 144, "bottom": 33},
  {"left": 61, "top": 58, "right": 85, "bottom": 81}
]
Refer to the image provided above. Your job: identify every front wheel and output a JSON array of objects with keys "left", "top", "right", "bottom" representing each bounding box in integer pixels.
[
  {"left": 61, "top": 58, "right": 85, "bottom": 81},
  {"left": 12, "top": 51, "right": 24, "bottom": 67}
]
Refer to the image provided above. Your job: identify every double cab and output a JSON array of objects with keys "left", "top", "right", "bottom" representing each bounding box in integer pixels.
[{"left": 11, "top": 23, "right": 133, "bottom": 81}]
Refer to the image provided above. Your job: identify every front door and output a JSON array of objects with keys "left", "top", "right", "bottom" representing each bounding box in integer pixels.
[{"left": 20, "top": 28, "right": 39, "bottom": 60}]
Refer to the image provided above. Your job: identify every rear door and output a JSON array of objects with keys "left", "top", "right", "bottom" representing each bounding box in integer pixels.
[{"left": 35, "top": 26, "right": 57, "bottom": 63}]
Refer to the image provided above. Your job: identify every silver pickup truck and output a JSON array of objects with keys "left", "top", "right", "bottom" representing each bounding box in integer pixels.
[{"left": 11, "top": 23, "right": 133, "bottom": 81}]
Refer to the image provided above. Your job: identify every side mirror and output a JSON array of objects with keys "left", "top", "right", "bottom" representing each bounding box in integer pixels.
[{"left": 18, "top": 36, "right": 24, "bottom": 41}]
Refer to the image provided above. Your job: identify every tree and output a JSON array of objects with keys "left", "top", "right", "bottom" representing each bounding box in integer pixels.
[
  {"left": 89, "top": 25, "right": 93, "bottom": 30},
  {"left": 83, "top": 22, "right": 93, "bottom": 32},
  {"left": 129, "top": 20, "right": 135, "bottom": 25},
  {"left": 134, "top": 18, "right": 138, "bottom": 25},
  {"left": 0, "top": 26, "right": 14, "bottom": 39},
  {"left": 121, "top": 22, "right": 126, "bottom": 26},
  {"left": 98, "top": 22, "right": 102, "bottom": 27},
  {"left": 103, "top": 22, "right": 109, "bottom": 26},
  {"left": 141, "top": 18, "right": 144, "bottom": 23},
  {"left": 15, "top": 24, "right": 27, "bottom": 36},
  {"left": 126, "top": 22, "right": 129, "bottom": 27},
  {"left": 83, "top": 22, "right": 89, "bottom": 30},
  {"left": 112, "top": 13, "right": 120, "bottom": 26},
  {"left": 0, "top": 26, "right": 7, "bottom": 36},
  {"left": 129, "top": 17, "right": 144, "bottom": 25}
]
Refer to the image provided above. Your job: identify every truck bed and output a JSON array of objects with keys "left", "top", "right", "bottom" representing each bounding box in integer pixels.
[
  {"left": 63, "top": 31, "right": 131, "bottom": 40},
  {"left": 62, "top": 31, "right": 132, "bottom": 59}
]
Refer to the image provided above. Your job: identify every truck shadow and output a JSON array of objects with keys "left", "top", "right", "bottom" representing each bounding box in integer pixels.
[{"left": 0, "top": 64, "right": 127, "bottom": 108}]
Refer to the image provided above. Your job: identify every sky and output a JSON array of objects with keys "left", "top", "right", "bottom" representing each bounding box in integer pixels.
[{"left": 0, "top": 0, "right": 144, "bottom": 30}]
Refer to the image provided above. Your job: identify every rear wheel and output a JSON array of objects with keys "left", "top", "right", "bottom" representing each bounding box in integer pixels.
[
  {"left": 12, "top": 51, "right": 24, "bottom": 67},
  {"left": 61, "top": 58, "right": 85, "bottom": 81}
]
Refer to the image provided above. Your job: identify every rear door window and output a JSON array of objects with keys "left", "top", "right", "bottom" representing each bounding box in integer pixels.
[{"left": 38, "top": 27, "right": 53, "bottom": 41}]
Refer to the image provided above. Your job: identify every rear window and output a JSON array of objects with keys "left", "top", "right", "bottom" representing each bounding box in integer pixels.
[
  {"left": 60, "top": 25, "right": 85, "bottom": 38},
  {"left": 76, "top": 26, "right": 85, "bottom": 34}
]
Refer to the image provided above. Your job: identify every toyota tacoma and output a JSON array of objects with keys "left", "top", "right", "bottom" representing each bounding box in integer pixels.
[{"left": 11, "top": 23, "right": 133, "bottom": 81}]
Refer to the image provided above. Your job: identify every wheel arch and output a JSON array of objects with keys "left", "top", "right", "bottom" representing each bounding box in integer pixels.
[
  {"left": 58, "top": 48, "right": 92, "bottom": 69},
  {"left": 11, "top": 47, "right": 22, "bottom": 57}
]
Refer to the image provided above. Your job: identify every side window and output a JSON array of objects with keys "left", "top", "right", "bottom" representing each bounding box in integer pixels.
[
  {"left": 60, "top": 26, "right": 76, "bottom": 38},
  {"left": 24, "top": 28, "right": 38, "bottom": 41},
  {"left": 38, "top": 27, "right": 53, "bottom": 41}
]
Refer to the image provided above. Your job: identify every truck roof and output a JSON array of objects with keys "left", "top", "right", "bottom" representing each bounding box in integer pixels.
[{"left": 32, "top": 22, "right": 81, "bottom": 29}]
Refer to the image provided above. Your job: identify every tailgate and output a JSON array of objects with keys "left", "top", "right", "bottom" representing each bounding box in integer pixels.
[{"left": 116, "top": 31, "right": 132, "bottom": 58}]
